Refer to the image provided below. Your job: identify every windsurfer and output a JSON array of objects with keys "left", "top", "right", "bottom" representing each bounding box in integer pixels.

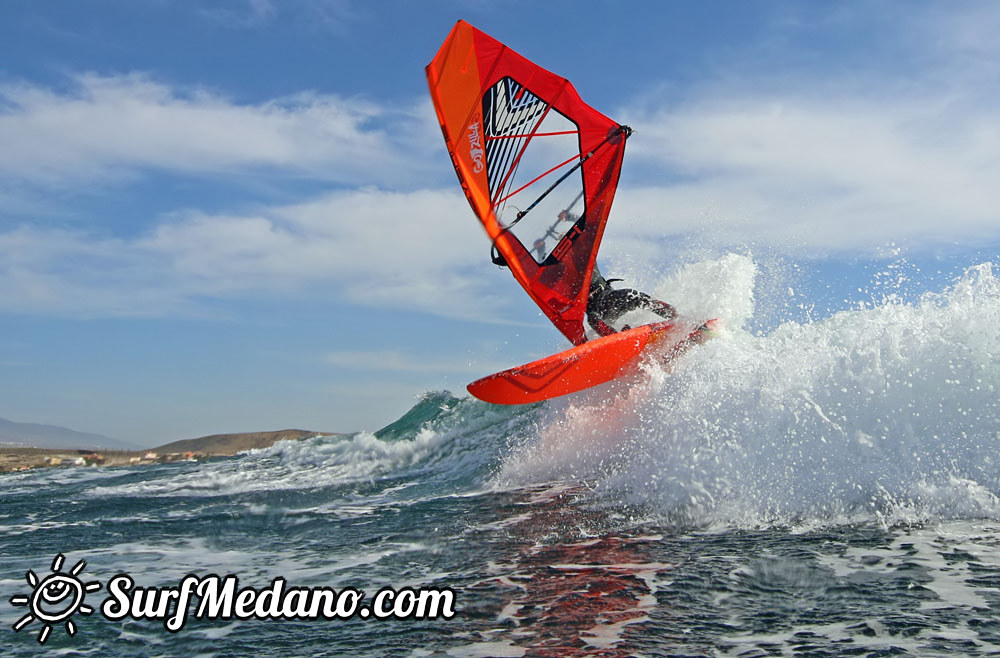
[{"left": 586, "top": 265, "right": 676, "bottom": 338}]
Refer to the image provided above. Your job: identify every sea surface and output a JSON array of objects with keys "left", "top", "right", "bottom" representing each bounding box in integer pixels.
[{"left": 3, "top": 255, "right": 1000, "bottom": 657}]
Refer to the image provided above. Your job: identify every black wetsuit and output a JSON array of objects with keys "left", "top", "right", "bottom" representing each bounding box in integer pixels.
[{"left": 586, "top": 266, "right": 676, "bottom": 338}]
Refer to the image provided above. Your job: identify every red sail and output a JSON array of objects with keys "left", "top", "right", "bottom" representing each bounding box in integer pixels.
[{"left": 426, "top": 20, "right": 630, "bottom": 346}]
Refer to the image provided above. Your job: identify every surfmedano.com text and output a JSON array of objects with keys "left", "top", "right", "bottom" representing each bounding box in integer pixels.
[{"left": 102, "top": 574, "right": 456, "bottom": 631}]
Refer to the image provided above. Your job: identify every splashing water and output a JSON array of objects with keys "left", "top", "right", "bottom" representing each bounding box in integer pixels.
[{"left": 499, "top": 256, "right": 1000, "bottom": 529}]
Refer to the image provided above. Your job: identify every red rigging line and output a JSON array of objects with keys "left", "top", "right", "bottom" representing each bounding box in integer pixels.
[{"left": 494, "top": 151, "right": 582, "bottom": 210}]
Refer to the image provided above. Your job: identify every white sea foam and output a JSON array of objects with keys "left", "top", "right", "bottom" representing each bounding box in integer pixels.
[
  {"left": 499, "top": 255, "right": 1000, "bottom": 528},
  {"left": 88, "top": 412, "right": 480, "bottom": 498},
  {"left": 816, "top": 521, "right": 1000, "bottom": 611},
  {"left": 76, "top": 535, "right": 430, "bottom": 590},
  {"left": 80, "top": 392, "right": 528, "bottom": 503},
  {"left": 717, "top": 520, "right": 1000, "bottom": 656},
  {"left": 0, "top": 463, "right": 136, "bottom": 496},
  {"left": 445, "top": 641, "right": 526, "bottom": 657}
]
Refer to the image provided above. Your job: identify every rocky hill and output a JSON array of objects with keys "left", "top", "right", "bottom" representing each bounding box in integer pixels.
[
  {"left": 0, "top": 428, "right": 338, "bottom": 472},
  {"left": 0, "top": 416, "right": 138, "bottom": 450},
  {"left": 152, "top": 429, "right": 336, "bottom": 456}
]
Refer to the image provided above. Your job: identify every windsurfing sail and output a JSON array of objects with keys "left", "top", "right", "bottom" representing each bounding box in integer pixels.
[{"left": 426, "top": 20, "right": 631, "bottom": 346}]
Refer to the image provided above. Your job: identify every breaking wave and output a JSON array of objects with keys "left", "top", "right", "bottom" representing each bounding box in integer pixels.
[
  {"left": 76, "top": 254, "right": 1000, "bottom": 531},
  {"left": 498, "top": 255, "right": 1000, "bottom": 528}
]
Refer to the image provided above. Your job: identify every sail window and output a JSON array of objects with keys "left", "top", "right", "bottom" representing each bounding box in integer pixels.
[{"left": 482, "top": 77, "right": 584, "bottom": 264}]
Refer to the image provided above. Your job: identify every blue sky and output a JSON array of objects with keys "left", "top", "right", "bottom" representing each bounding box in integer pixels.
[{"left": 1, "top": 1, "right": 998, "bottom": 445}]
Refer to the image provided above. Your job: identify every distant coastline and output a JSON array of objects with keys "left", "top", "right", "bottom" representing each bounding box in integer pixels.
[{"left": 0, "top": 429, "right": 337, "bottom": 473}]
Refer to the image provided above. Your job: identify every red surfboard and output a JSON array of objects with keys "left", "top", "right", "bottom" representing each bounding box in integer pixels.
[{"left": 467, "top": 320, "right": 716, "bottom": 405}]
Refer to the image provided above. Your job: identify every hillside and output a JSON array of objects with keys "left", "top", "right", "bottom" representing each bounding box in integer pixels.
[
  {"left": 0, "top": 428, "right": 338, "bottom": 472},
  {"left": 0, "top": 416, "right": 137, "bottom": 450},
  {"left": 153, "top": 429, "right": 336, "bottom": 456}
]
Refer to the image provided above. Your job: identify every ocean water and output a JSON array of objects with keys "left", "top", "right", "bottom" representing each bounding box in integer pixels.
[{"left": 3, "top": 254, "right": 1000, "bottom": 657}]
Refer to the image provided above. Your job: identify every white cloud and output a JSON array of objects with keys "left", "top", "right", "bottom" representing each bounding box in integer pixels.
[
  {"left": 0, "top": 225, "right": 182, "bottom": 316},
  {"left": 0, "top": 188, "right": 519, "bottom": 320},
  {"left": 140, "top": 187, "right": 506, "bottom": 317},
  {"left": 0, "top": 69, "right": 518, "bottom": 321},
  {"left": 327, "top": 349, "right": 476, "bottom": 374},
  {"left": 200, "top": 0, "right": 276, "bottom": 29},
  {"left": 200, "top": 0, "right": 357, "bottom": 34},
  {"left": 324, "top": 347, "right": 528, "bottom": 385},
  {"left": 6, "top": 80, "right": 998, "bottom": 319},
  {"left": 614, "top": 65, "right": 1000, "bottom": 255},
  {"left": 929, "top": 2, "right": 1000, "bottom": 67},
  {"left": 5, "top": 3, "right": 1000, "bottom": 325},
  {"left": 0, "top": 73, "right": 428, "bottom": 187}
]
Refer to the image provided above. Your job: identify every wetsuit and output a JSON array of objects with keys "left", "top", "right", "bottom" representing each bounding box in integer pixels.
[{"left": 586, "top": 265, "right": 677, "bottom": 338}]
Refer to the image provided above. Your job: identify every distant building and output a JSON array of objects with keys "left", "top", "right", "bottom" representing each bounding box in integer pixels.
[{"left": 81, "top": 453, "right": 104, "bottom": 465}]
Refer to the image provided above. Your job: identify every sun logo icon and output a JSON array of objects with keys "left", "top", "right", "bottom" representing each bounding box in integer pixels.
[{"left": 10, "top": 553, "right": 102, "bottom": 644}]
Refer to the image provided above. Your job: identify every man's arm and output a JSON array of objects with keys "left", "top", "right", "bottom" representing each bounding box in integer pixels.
[
  {"left": 588, "top": 317, "right": 617, "bottom": 338},
  {"left": 648, "top": 299, "right": 677, "bottom": 320}
]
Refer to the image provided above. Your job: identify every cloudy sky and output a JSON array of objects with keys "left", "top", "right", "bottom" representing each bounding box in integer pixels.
[{"left": 2, "top": 1, "right": 998, "bottom": 444}]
